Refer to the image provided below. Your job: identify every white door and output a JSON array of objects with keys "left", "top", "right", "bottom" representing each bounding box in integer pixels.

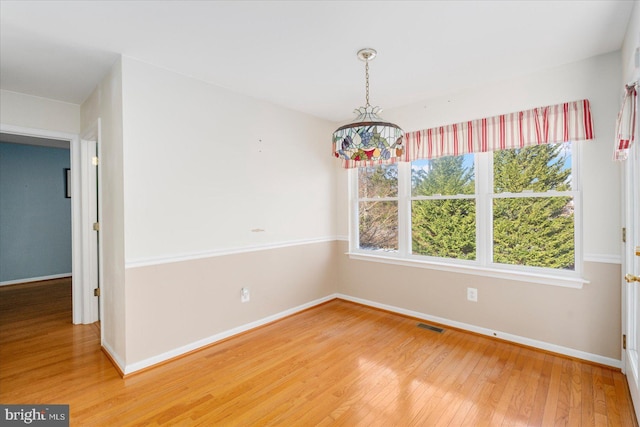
[
  {"left": 88, "top": 140, "right": 100, "bottom": 321},
  {"left": 80, "top": 139, "right": 100, "bottom": 323},
  {"left": 623, "top": 110, "right": 640, "bottom": 420}
]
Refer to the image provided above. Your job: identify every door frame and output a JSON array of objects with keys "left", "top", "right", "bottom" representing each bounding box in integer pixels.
[
  {"left": 622, "top": 136, "right": 640, "bottom": 417},
  {"left": 621, "top": 83, "right": 640, "bottom": 420},
  {"left": 0, "top": 122, "right": 101, "bottom": 325}
]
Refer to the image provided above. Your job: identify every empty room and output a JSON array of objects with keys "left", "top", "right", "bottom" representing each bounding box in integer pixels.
[{"left": 1, "top": 1, "right": 640, "bottom": 425}]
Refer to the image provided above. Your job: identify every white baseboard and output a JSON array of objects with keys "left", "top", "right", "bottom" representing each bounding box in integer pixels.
[
  {"left": 336, "top": 294, "right": 622, "bottom": 369},
  {"left": 121, "top": 292, "right": 621, "bottom": 375},
  {"left": 102, "top": 340, "right": 126, "bottom": 375},
  {"left": 0, "top": 273, "right": 72, "bottom": 287},
  {"left": 124, "top": 294, "right": 336, "bottom": 375}
]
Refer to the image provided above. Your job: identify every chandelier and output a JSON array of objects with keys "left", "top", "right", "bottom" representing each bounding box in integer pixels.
[{"left": 332, "top": 48, "right": 404, "bottom": 163}]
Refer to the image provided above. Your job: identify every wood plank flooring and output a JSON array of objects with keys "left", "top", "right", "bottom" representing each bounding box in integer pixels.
[{"left": 0, "top": 279, "right": 637, "bottom": 426}]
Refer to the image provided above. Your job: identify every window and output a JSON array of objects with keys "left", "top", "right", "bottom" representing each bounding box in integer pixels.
[
  {"left": 357, "top": 165, "right": 398, "bottom": 251},
  {"left": 492, "top": 142, "right": 575, "bottom": 270},
  {"left": 351, "top": 142, "right": 581, "bottom": 283},
  {"left": 411, "top": 154, "right": 476, "bottom": 260}
]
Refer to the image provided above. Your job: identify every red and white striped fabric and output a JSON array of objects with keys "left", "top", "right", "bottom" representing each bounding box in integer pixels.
[
  {"left": 403, "top": 99, "right": 594, "bottom": 162},
  {"left": 614, "top": 84, "right": 637, "bottom": 161}
]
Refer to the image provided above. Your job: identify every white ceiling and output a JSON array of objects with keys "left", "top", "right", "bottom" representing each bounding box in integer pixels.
[{"left": 0, "top": 1, "right": 635, "bottom": 122}]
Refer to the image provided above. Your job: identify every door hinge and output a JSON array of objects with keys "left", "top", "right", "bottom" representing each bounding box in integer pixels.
[
  {"left": 623, "top": 227, "right": 627, "bottom": 243},
  {"left": 623, "top": 334, "right": 627, "bottom": 350},
  {"left": 92, "top": 156, "right": 99, "bottom": 166},
  {"left": 92, "top": 222, "right": 100, "bottom": 231},
  {"left": 94, "top": 288, "right": 101, "bottom": 297}
]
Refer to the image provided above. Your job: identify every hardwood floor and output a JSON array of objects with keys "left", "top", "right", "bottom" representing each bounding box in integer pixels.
[{"left": 0, "top": 279, "right": 637, "bottom": 426}]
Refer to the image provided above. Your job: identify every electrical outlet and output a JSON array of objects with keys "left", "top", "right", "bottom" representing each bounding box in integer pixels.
[
  {"left": 467, "top": 287, "right": 478, "bottom": 302},
  {"left": 241, "top": 287, "right": 250, "bottom": 303}
]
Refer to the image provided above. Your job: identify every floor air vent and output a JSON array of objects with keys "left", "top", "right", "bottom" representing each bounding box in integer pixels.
[{"left": 417, "top": 323, "right": 444, "bottom": 333}]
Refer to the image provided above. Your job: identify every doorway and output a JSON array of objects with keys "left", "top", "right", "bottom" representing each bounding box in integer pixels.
[
  {"left": 0, "top": 135, "right": 71, "bottom": 286},
  {"left": 0, "top": 123, "right": 101, "bottom": 326}
]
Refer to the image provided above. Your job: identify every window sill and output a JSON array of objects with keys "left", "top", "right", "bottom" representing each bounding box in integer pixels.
[{"left": 346, "top": 252, "right": 588, "bottom": 289}]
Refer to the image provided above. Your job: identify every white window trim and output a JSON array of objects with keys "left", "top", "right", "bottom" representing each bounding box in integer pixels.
[{"left": 348, "top": 143, "right": 586, "bottom": 289}]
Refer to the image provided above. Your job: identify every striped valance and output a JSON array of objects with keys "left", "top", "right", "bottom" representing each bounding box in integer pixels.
[
  {"left": 614, "top": 84, "right": 637, "bottom": 161},
  {"left": 403, "top": 99, "right": 594, "bottom": 162}
]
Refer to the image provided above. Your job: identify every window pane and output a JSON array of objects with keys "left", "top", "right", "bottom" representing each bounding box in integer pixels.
[
  {"left": 359, "top": 201, "right": 398, "bottom": 251},
  {"left": 412, "top": 199, "right": 476, "bottom": 260},
  {"left": 412, "top": 155, "right": 475, "bottom": 196},
  {"left": 358, "top": 165, "right": 398, "bottom": 198},
  {"left": 493, "top": 197, "right": 574, "bottom": 270},
  {"left": 494, "top": 142, "right": 572, "bottom": 193}
]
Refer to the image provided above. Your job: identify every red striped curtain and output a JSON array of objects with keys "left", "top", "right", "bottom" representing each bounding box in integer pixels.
[
  {"left": 403, "top": 99, "right": 594, "bottom": 162},
  {"left": 614, "top": 85, "right": 637, "bottom": 161}
]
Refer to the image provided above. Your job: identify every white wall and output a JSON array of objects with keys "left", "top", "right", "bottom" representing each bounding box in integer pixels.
[
  {"left": 0, "top": 89, "right": 80, "bottom": 134},
  {"left": 622, "top": 1, "right": 640, "bottom": 83},
  {"left": 336, "top": 51, "right": 624, "bottom": 362},
  {"left": 81, "top": 58, "right": 126, "bottom": 365},
  {"left": 121, "top": 57, "right": 336, "bottom": 264},
  {"left": 85, "top": 56, "right": 339, "bottom": 369}
]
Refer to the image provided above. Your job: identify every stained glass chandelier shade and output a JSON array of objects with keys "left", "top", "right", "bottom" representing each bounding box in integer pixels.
[{"left": 333, "top": 48, "right": 404, "bottom": 166}]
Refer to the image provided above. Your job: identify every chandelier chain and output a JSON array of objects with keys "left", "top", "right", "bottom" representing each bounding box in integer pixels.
[{"left": 365, "top": 59, "right": 370, "bottom": 107}]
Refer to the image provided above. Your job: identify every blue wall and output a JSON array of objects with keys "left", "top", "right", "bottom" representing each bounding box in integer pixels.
[{"left": 0, "top": 142, "right": 72, "bottom": 282}]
